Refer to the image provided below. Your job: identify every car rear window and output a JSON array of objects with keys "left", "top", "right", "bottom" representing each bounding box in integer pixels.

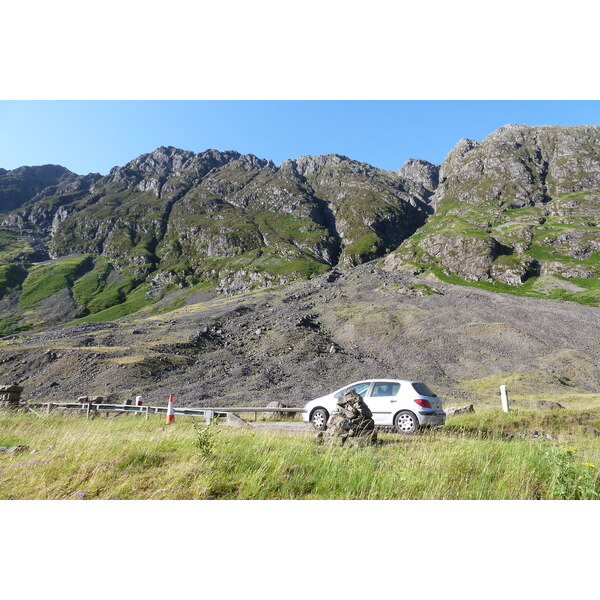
[{"left": 412, "top": 382, "right": 437, "bottom": 397}]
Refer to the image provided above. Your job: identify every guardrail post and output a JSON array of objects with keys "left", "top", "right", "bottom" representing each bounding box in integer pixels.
[{"left": 85, "top": 403, "right": 91, "bottom": 420}]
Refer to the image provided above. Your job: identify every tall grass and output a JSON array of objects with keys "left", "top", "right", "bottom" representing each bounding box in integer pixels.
[{"left": 0, "top": 412, "right": 598, "bottom": 499}]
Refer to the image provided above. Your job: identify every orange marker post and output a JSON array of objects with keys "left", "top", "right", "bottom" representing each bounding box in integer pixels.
[{"left": 166, "top": 393, "right": 175, "bottom": 424}]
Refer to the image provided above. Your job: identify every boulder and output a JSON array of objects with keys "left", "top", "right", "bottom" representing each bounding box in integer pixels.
[
  {"left": 77, "top": 395, "right": 104, "bottom": 404},
  {"left": 263, "top": 401, "right": 296, "bottom": 420},
  {"left": 0, "top": 384, "right": 23, "bottom": 407},
  {"left": 0, "top": 384, "right": 23, "bottom": 393},
  {"left": 518, "top": 430, "right": 556, "bottom": 441},
  {"left": 584, "top": 426, "right": 600, "bottom": 437},
  {"left": 534, "top": 400, "right": 565, "bottom": 410},
  {"left": 7, "top": 445, "right": 29, "bottom": 454},
  {"left": 224, "top": 413, "right": 252, "bottom": 428},
  {"left": 445, "top": 405, "right": 475, "bottom": 416},
  {"left": 0, "top": 445, "right": 30, "bottom": 454}
]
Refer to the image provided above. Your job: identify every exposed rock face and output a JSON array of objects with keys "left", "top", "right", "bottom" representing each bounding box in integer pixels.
[
  {"left": 397, "top": 158, "right": 440, "bottom": 195},
  {"left": 419, "top": 233, "right": 502, "bottom": 281},
  {"left": 321, "top": 390, "right": 377, "bottom": 446}
]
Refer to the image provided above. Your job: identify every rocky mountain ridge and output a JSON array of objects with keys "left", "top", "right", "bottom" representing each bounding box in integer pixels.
[
  {"left": 1, "top": 124, "right": 599, "bottom": 337},
  {"left": 386, "top": 124, "right": 600, "bottom": 300}
]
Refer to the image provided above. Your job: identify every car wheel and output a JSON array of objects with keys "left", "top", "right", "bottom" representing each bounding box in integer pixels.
[
  {"left": 311, "top": 408, "right": 329, "bottom": 430},
  {"left": 394, "top": 410, "right": 419, "bottom": 435}
]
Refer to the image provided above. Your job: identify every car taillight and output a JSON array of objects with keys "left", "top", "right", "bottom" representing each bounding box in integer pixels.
[{"left": 414, "top": 398, "right": 432, "bottom": 409}]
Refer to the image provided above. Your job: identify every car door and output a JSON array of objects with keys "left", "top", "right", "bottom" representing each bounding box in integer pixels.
[{"left": 364, "top": 381, "right": 402, "bottom": 425}]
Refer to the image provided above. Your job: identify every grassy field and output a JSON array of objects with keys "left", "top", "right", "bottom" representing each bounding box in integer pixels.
[{"left": 1, "top": 410, "right": 599, "bottom": 500}]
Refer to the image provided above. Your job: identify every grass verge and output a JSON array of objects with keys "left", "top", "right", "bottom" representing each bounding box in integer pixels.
[{"left": 0, "top": 411, "right": 598, "bottom": 499}]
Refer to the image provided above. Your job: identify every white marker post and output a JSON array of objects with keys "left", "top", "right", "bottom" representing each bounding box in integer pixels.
[{"left": 500, "top": 385, "right": 510, "bottom": 413}]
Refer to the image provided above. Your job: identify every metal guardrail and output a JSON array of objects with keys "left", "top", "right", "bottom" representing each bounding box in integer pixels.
[{"left": 25, "top": 402, "right": 306, "bottom": 422}]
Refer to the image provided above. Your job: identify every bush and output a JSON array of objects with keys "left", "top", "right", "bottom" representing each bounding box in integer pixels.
[{"left": 193, "top": 421, "right": 220, "bottom": 457}]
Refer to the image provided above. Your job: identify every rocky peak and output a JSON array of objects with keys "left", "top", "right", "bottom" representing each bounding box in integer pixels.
[
  {"left": 225, "top": 153, "right": 272, "bottom": 172},
  {"left": 0, "top": 164, "right": 77, "bottom": 212},
  {"left": 450, "top": 137, "right": 481, "bottom": 159},
  {"left": 288, "top": 154, "right": 357, "bottom": 177},
  {"left": 101, "top": 147, "right": 245, "bottom": 193},
  {"left": 123, "top": 146, "right": 197, "bottom": 176},
  {"left": 397, "top": 158, "right": 440, "bottom": 192}
]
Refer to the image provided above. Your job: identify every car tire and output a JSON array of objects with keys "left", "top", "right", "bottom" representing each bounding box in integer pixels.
[
  {"left": 311, "top": 408, "right": 329, "bottom": 431},
  {"left": 394, "top": 410, "right": 419, "bottom": 435}
]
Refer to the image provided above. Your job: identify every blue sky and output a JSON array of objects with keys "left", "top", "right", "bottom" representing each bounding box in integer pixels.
[{"left": 1, "top": 101, "right": 600, "bottom": 175}]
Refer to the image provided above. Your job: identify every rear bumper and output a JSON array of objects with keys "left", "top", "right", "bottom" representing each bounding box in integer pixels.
[{"left": 417, "top": 410, "right": 446, "bottom": 426}]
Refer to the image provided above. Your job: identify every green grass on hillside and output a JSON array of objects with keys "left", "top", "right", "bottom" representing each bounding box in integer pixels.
[
  {"left": 0, "top": 264, "right": 26, "bottom": 299},
  {"left": 344, "top": 233, "right": 380, "bottom": 259},
  {"left": 84, "top": 277, "right": 138, "bottom": 314},
  {"left": 71, "top": 262, "right": 112, "bottom": 308},
  {"left": 19, "top": 255, "right": 93, "bottom": 309},
  {"left": 74, "top": 283, "right": 152, "bottom": 323},
  {"left": 426, "top": 265, "right": 600, "bottom": 306},
  {"left": 0, "top": 315, "right": 31, "bottom": 337},
  {"left": 0, "top": 411, "right": 598, "bottom": 499}
]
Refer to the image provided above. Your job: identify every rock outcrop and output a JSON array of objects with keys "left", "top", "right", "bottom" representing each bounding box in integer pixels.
[
  {"left": 0, "top": 384, "right": 23, "bottom": 410},
  {"left": 534, "top": 400, "right": 565, "bottom": 410},
  {"left": 445, "top": 405, "right": 475, "bottom": 416}
]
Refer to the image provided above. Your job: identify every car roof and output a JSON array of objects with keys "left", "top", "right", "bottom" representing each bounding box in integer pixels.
[{"left": 341, "top": 379, "right": 414, "bottom": 387}]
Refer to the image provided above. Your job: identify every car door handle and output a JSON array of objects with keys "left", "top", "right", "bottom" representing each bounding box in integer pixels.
[{"left": 390, "top": 400, "right": 397, "bottom": 403}]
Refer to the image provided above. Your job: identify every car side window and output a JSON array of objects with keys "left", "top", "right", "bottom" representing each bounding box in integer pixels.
[
  {"left": 370, "top": 382, "right": 400, "bottom": 397},
  {"left": 335, "top": 382, "right": 370, "bottom": 398}
]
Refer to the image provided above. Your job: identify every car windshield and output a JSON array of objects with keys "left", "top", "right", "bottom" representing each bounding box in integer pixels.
[
  {"left": 335, "top": 382, "right": 370, "bottom": 398},
  {"left": 412, "top": 382, "right": 437, "bottom": 397}
]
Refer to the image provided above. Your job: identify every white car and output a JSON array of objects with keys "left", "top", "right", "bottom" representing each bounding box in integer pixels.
[{"left": 302, "top": 379, "right": 446, "bottom": 434}]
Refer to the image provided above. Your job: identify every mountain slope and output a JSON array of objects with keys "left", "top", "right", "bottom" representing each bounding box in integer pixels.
[
  {"left": 1, "top": 263, "right": 598, "bottom": 409},
  {"left": 0, "top": 125, "right": 599, "bottom": 409},
  {"left": 385, "top": 124, "right": 600, "bottom": 305},
  {"left": 0, "top": 147, "right": 435, "bottom": 333},
  {"left": 1, "top": 125, "right": 599, "bottom": 338}
]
